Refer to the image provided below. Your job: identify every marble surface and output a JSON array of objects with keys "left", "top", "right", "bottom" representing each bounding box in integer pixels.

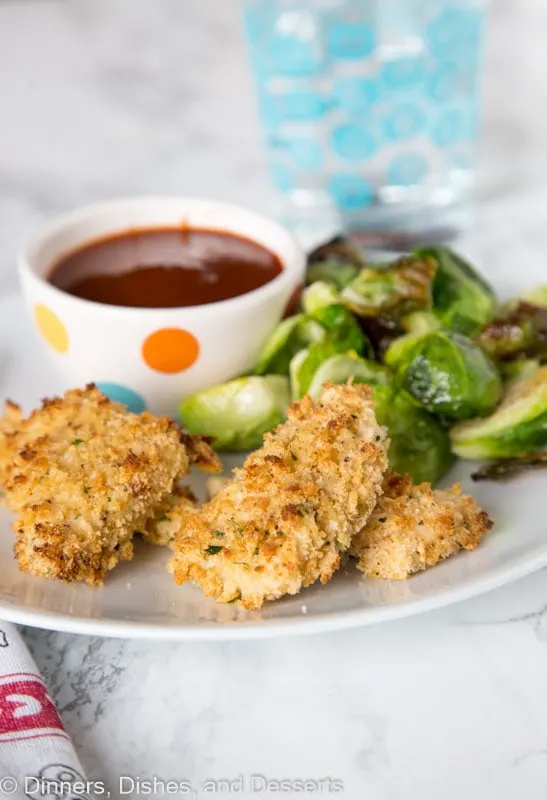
[{"left": 2, "top": 0, "right": 547, "bottom": 797}]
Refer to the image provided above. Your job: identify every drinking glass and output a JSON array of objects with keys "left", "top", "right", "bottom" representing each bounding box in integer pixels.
[{"left": 243, "top": 0, "right": 488, "bottom": 244}]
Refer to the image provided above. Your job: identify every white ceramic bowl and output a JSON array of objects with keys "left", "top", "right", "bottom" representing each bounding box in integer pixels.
[{"left": 18, "top": 197, "right": 306, "bottom": 416}]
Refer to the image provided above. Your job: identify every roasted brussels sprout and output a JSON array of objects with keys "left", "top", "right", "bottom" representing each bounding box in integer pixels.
[
  {"left": 475, "top": 301, "right": 546, "bottom": 360},
  {"left": 394, "top": 331, "right": 503, "bottom": 419},
  {"left": 520, "top": 285, "right": 547, "bottom": 308},
  {"left": 254, "top": 314, "right": 325, "bottom": 376},
  {"left": 501, "top": 358, "right": 540, "bottom": 384},
  {"left": 373, "top": 386, "right": 454, "bottom": 484},
  {"left": 301, "top": 281, "right": 339, "bottom": 314},
  {"left": 451, "top": 366, "right": 547, "bottom": 459},
  {"left": 306, "top": 236, "right": 364, "bottom": 289},
  {"left": 180, "top": 375, "right": 290, "bottom": 452},
  {"left": 307, "top": 352, "right": 391, "bottom": 400},
  {"left": 341, "top": 254, "right": 436, "bottom": 318},
  {"left": 417, "top": 246, "right": 497, "bottom": 335},
  {"left": 401, "top": 310, "right": 441, "bottom": 335}
]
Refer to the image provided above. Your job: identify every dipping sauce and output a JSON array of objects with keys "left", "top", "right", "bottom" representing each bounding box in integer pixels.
[{"left": 48, "top": 228, "right": 283, "bottom": 308}]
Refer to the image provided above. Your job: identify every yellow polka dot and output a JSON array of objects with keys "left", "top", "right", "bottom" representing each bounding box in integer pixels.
[
  {"left": 34, "top": 304, "right": 69, "bottom": 353},
  {"left": 142, "top": 328, "right": 200, "bottom": 374}
]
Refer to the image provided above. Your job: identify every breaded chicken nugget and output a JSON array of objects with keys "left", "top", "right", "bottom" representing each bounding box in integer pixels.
[
  {"left": 351, "top": 471, "right": 493, "bottom": 580},
  {"left": 4, "top": 384, "right": 219, "bottom": 585},
  {"left": 0, "top": 400, "right": 23, "bottom": 490},
  {"left": 169, "top": 383, "right": 389, "bottom": 609},
  {"left": 143, "top": 485, "right": 198, "bottom": 547}
]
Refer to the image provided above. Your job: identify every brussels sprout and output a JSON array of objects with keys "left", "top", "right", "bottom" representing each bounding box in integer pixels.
[
  {"left": 307, "top": 352, "right": 391, "bottom": 400},
  {"left": 471, "top": 451, "right": 547, "bottom": 482},
  {"left": 401, "top": 310, "right": 441, "bottom": 335},
  {"left": 395, "top": 331, "right": 503, "bottom": 419},
  {"left": 289, "top": 305, "right": 371, "bottom": 398},
  {"left": 475, "top": 301, "right": 544, "bottom": 360},
  {"left": 416, "top": 246, "right": 497, "bottom": 335},
  {"left": 450, "top": 366, "right": 547, "bottom": 459},
  {"left": 254, "top": 314, "right": 325, "bottom": 376},
  {"left": 383, "top": 333, "right": 424, "bottom": 370},
  {"left": 373, "top": 386, "right": 454, "bottom": 485},
  {"left": 301, "top": 281, "right": 340, "bottom": 314},
  {"left": 306, "top": 236, "right": 364, "bottom": 289},
  {"left": 501, "top": 358, "right": 540, "bottom": 385},
  {"left": 341, "top": 254, "right": 436, "bottom": 318},
  {"left": 180, "top": 375, "right": 290, "bottom": 452}
]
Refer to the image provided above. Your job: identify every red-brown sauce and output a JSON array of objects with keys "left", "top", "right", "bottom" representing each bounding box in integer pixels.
[{"left": 48, "top": 227, "right": 283, "bottom": 308}]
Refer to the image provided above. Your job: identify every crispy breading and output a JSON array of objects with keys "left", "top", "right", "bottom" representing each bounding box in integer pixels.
[
  {"left": 143, "top": 485, "right": 198, "bottom": 547},
  {"left": 0, "top": 400, "right": 23, "bottom": 490},
  {"left": 351, "top": 471, "right": 493, "bottom": 580},
  {"left": 3, "top": 384, "right": 219, "bottom": 585},
  {"left": 169, "top": 383, "right": 389, "bottom": 609}
]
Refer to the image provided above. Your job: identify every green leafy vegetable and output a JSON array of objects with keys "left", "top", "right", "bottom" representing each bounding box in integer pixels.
[
  {"left": 306, "top": 236, "right": 364, "bottom": 289},
  {"left": 307, "top": 352, "right": 391, "bottom": 400},
  {"left": 450, "top": 366, "right": 547, "bottom": 459},
  {"left": 180, "top": 375, "right": 290, "bottom": 451},
  {"left": 394, "top": 331, "right": 502, "bottom": 420},
  {"left": 301, "top": 281, "right": 339, "bottom": 314},
  {"left": 373, "top": 385, "right": 454, "bottom": 485},
  {"left": 341, "top": 255, "right": 436, "bottom": 319},
  {"left": 417, "top": 246, "right": 497, "bottom": 335},
  {"left": 254, "top": 314, "right": 325, "bottom": 376}
]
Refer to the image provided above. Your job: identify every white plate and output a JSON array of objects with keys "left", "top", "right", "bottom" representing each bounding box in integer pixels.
[{"left": 1, "top": 290, "right": 546, "bottom": 640}]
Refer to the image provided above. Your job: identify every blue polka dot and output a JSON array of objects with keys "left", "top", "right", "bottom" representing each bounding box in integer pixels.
[
  {"left": 268, "top": 33, "right": 322, "bottom": 77},
  {"left": 381, "top": 57, "right": 425, "bottom": 91},
  {"left": 430, "top": 106, "right": 469, "bottom": 148},
  {"left": 427, "top": 63, "right": 464, "bottom": 102},
  {"left": 426, "top": 8, "right": 483, "bottom": 63},
  {"left": 332, "top": 124, "right": 376, "bottom": 162},
  {"left": 270, "top": 163, "right": 294, "bottom": 193},
  {"left": 287, "top": 138, "right": 323, "bottom": 170},
  {"left": 383, "top": 103, "right": 425, "bottom": 142},
  {"left": 387, "top": 153, "right": 429, "bottom": 186},
  {"left": 271, "top": 90, "right": 327, "bottom": 122},
  {"left": 327, "top": 22, "right": 375, "bottom": 60},
  {"left": 328, "top": 175, "right": 374, "bottom": 210},
  {"left": 96, "top": 383, "right": 146, "bottom": 413},
  {"left": 333, "top": 77, "right": 380, "bottom": 114}
]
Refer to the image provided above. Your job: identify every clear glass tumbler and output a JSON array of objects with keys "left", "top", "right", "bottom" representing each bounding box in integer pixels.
[{"left": 243, "top": 0, "right": 488, "bottom": 244}]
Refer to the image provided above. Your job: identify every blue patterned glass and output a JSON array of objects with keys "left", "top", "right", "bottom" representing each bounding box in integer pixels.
[{"left": 243, "top": 0, "right": 487, "bottom": 239}]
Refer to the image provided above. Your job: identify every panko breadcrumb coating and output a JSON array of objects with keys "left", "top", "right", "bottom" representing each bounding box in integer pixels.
[
  {"left": 351, "top": 471, "right": 493, "bottom": 580},
  {"left": 169, "top": 382, "right": 389, "bottom": 609},
  {"left": 0, "top": 400, "right": 23, "bottom": 490},
  {"left": 3, "top": 384, "right": 219, "bottom": 585},
  {"left": 143, "top": 485, "right": 198, "bottom": 547}
]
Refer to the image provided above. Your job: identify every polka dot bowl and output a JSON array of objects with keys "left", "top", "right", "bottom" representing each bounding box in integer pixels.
[{"left": 19, "top": 197, "right": 305, "bottom": 416}]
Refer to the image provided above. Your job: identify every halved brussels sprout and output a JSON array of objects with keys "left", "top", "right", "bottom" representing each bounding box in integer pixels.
[
  {"left": 475, "top": 301, "right": 544, "bottom": 360},
  {"left": 450, "top": 366, "right": 547, "bottom": 459},
  {"left": 306, "top": 236, "right": 364, "bottom": 289},
  {"left": 301, "top": 281, "right": 339, "bottom": 314},
  {"left": 501, "top": 358, "right": 540, "bottom": 385},
  {"left": 401, "top": 310, "right": 441, "bottom": 335},
  {"left": 416, "top": 246, "right": 497, "bottom": 336},
  {"left": 341, "top": 254, "right": 436, "bottom": 318},
  {"left": 307, "top": 352, "right": 391, "bottom": 400},
  {"left": 180, "top": 375, "right": 290, "bottom": 451},
  {"left": 394, "top": 331, "right": 503, "bottom": 419},
  {"left": 373, "top": 386, "right": 454, "bottom": 485},
  {"left": 254, "top": 314, "right": 325, "bottom": 376},
  {"left": 383, "top": 333, "right": 424, "bottom": 370}
]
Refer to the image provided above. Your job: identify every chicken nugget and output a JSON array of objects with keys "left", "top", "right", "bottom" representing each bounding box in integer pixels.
[
  {"left": 169, "top": 382, "right": 389, "bottom": 609},
  {"left": 4, "top": 384, "right": 219, "bottom": 585},
  {"left": 351, "top": 471, "right": 493, "bottom": 580},
  {"left": 0, "top": 400, "right": 23, "bottom": 490},
  {"left": 143, "top": 485, "right": 198, "bottom": 547}
]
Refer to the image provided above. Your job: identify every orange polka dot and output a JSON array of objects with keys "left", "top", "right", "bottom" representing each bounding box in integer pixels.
[
  {"left": 34, "top": 304, "right": 69, "bottom": 353},
  {"left": 142, "top": 327, "right": 200, "bottom": 374}
]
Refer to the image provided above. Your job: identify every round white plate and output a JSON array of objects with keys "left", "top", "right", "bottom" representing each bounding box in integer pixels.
[{"left": 1, "top": 288, "right": 546, "bottom": 640}]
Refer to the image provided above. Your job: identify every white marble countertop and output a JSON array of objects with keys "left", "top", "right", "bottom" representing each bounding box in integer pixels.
[{"left": 2, "top": 1, "right": 547, "bottom": 797}]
